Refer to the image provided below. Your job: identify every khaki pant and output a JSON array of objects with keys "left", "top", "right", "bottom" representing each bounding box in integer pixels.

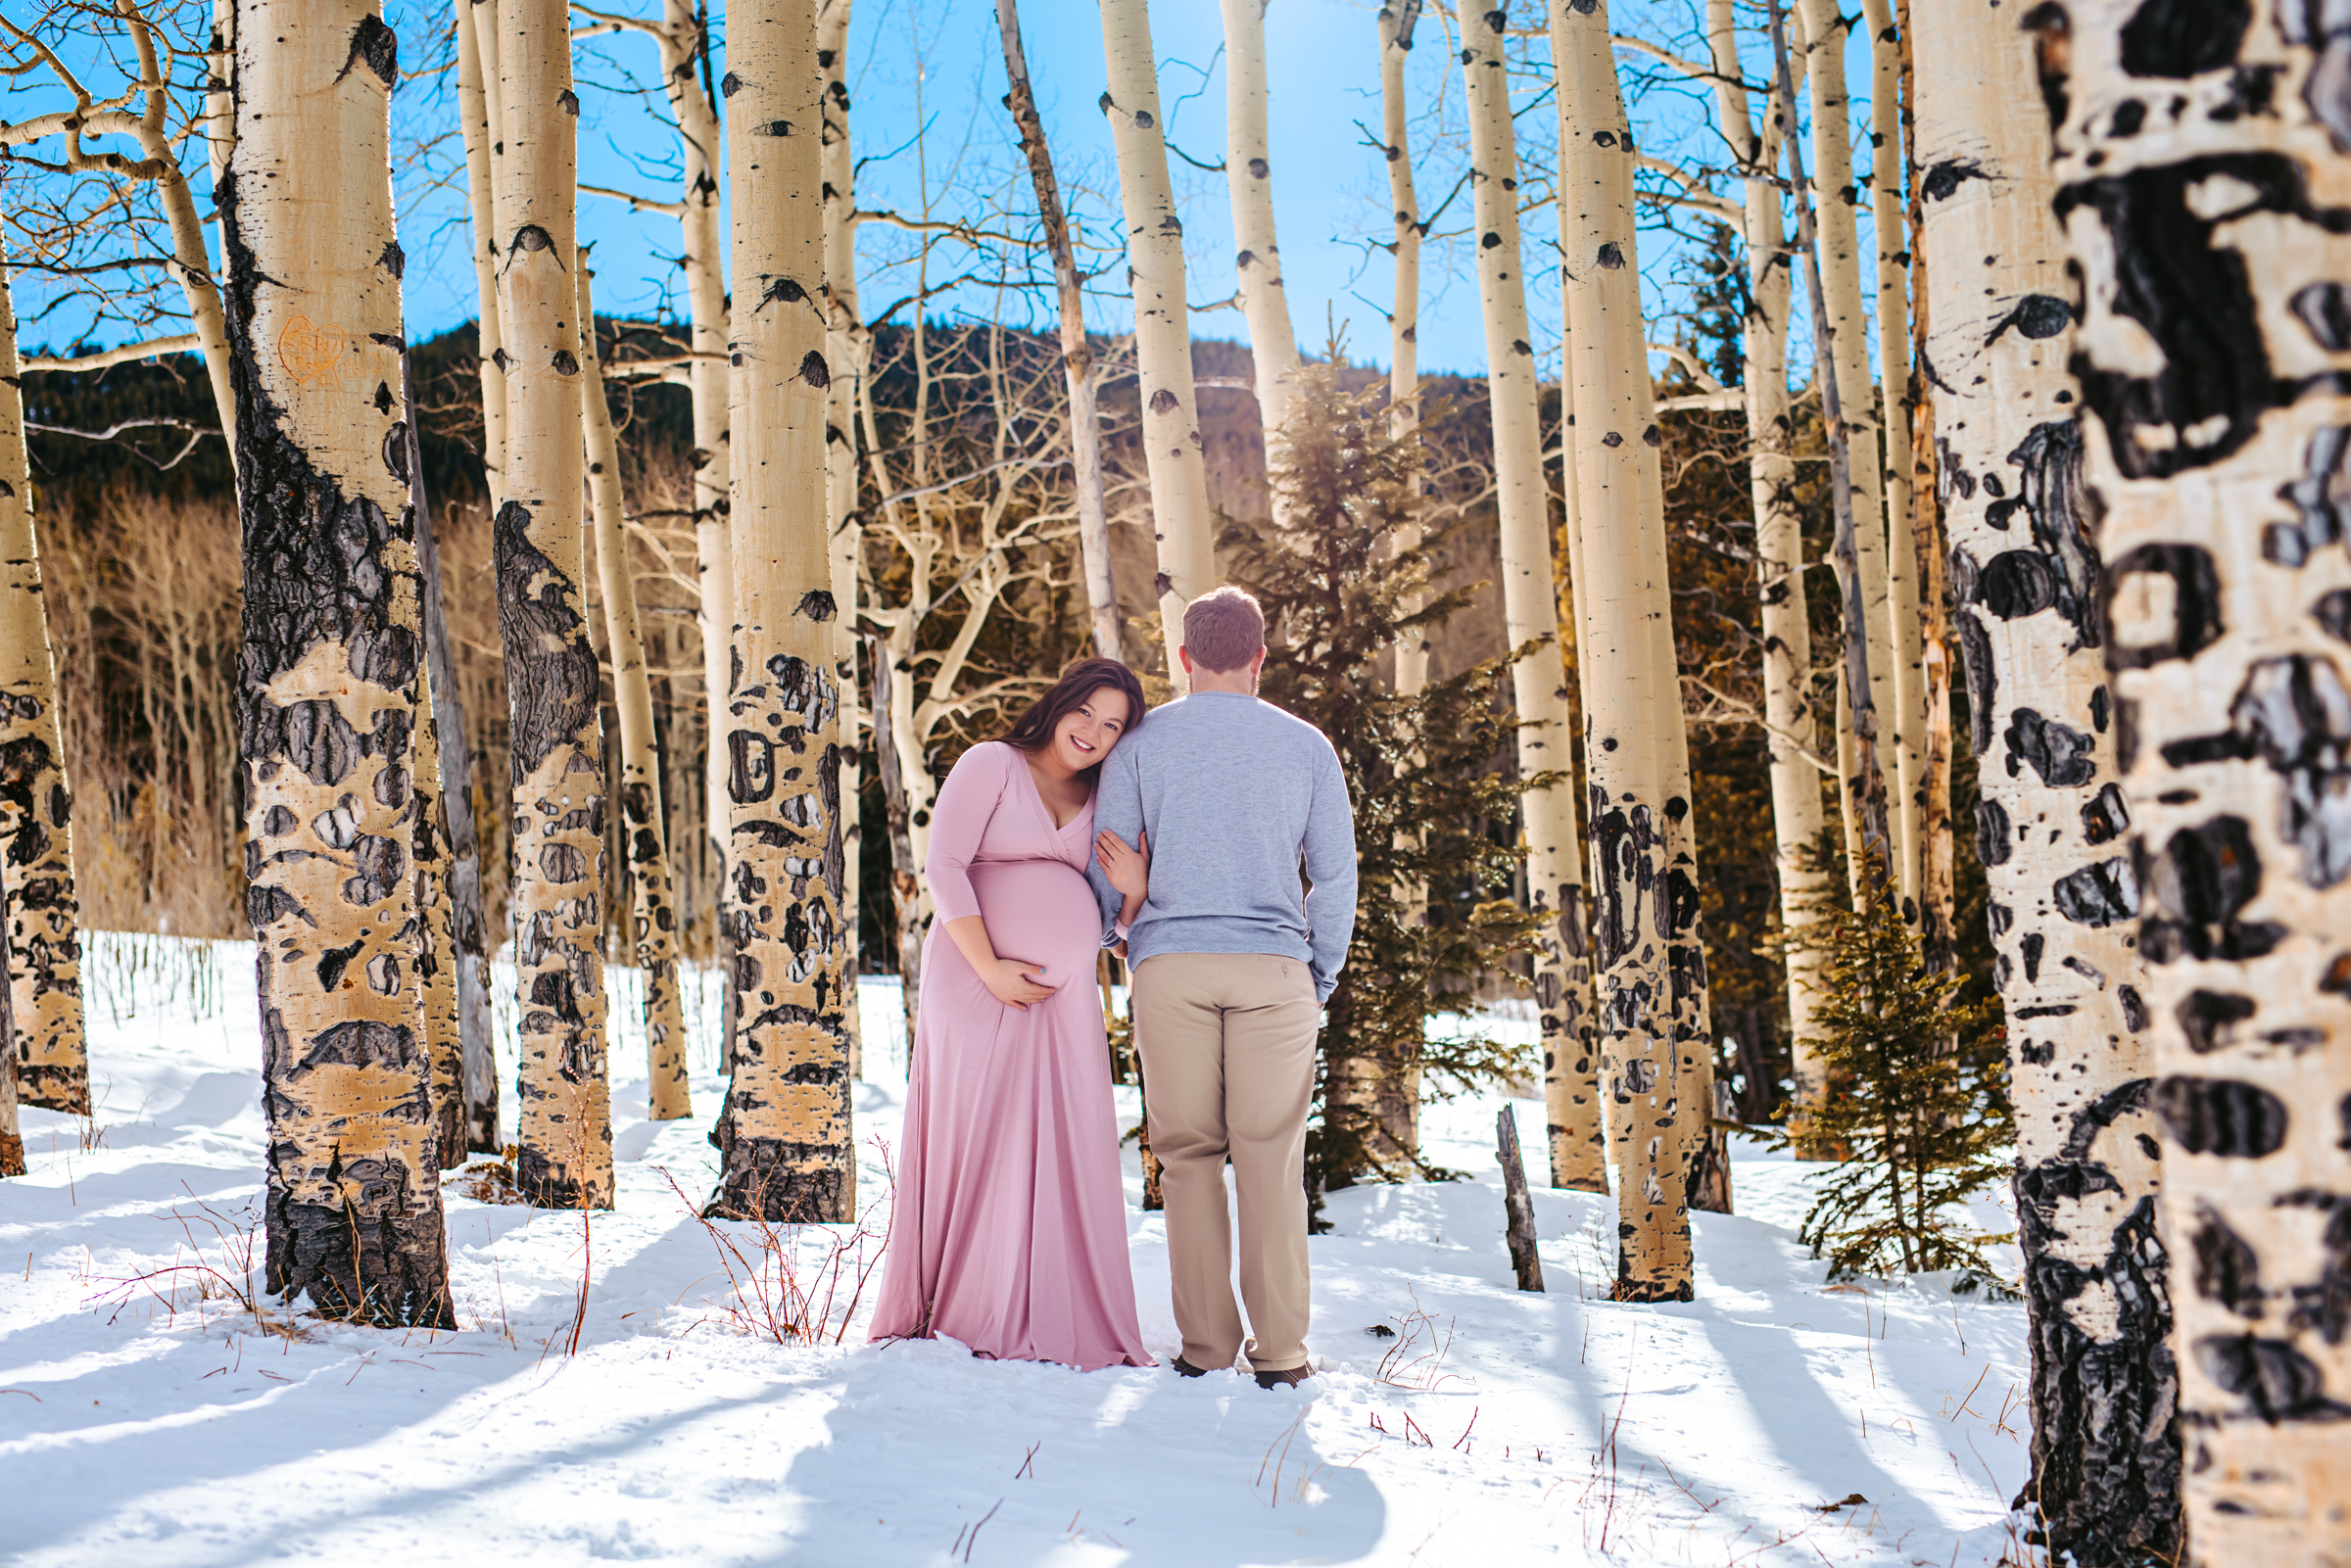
[{"left": 1131, "top": 952, "right": 1319, "bottom": 1372}]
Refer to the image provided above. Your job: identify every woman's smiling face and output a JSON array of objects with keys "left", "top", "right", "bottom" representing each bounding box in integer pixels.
[{"left": 1049, "top": 686, "right": 1133, "bottom": 775}]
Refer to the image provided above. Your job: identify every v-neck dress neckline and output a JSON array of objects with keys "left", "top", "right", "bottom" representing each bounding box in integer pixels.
[{"left": 1019, "top": 751, "right": 1092, "bottom": 836}]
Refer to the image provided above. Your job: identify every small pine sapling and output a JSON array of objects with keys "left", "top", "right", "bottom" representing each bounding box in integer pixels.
[
  {"left": 1790, "top": 859, "right": 2013, "bottom": 1287},
  {"left": 1224, "top": 352, "right": 1549, "bottom": 1214}
]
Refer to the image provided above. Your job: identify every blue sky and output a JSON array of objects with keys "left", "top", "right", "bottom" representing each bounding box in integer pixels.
[{"left": 11, "top": 0, "right": 1890, "bottom": 385}]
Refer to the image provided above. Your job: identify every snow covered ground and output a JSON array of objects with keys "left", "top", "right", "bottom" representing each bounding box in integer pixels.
[{"left": 3, "top": 934, "right": 2035, "bottom": 1566}]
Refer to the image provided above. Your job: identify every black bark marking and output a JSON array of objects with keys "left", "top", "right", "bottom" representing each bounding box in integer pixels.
[
  {"left": 1989, "top": 293, "right": 2075, "bottom": 344},
  {"left": 1978, "top": 550, "right": 2058, "bottom": 616},
  {"left": 2056, "top": 858, "right": 2141, "bottom": 927},
  {"left": 508, "top": 224, "right": 559, "bottom": 261},
  {"left": 552, "top": 350, "right": 579, "bottom": 376},
  {"left": 1597, "top": 242, "right": 1625, "bottom": 269},
  {"left": 2194, "top": 1334, "right": 2351, "bottom": 1420},
  {"left": 2084, "top": 782, "right": 2132, "bottom": 842},
  {"left": 2160, "top": 655, "right": 2351, "bottom": 888},
  {"left": 2118, "top": 0, "right": 2249, "bottom": 75},
  {"left": 338, "top": 14, "right": 399, "bottom": 87},
  {"left": 2190, "top": 1204, "right": 2265, "bottom": 1315},
  {"left": 1998, "top": 420, "right": 2102, "bottom": 649},
  {"left": 1921, "top": 160, "right": 1991, "bottom": 202},
  {"left": 2291, "top": 281, "right": 2351, "bottom": 350},
  {"left": 316, "top": 939, "right": 362, "bottom": 993},
  {"left": 2276, "top": 1193, "right": 2351, "bottom": 1343},
  {"left": 2268, "top": 424, "right": 2351, "bottom": 566},
  {"left": 2315, "top": 589, "right": 2351, "bottom": 643},
  {"left": 2011, "top": 1070, "right": 2182, "bottom": 1559},
  {"left": 2178, "top": 988, "right": 2258, "bottom": 1053},
  {"left": 2154, "top": 1075, "right": 2290, "bottom": 1157},
  {"left": 2140, "top": 814, "right": 2283, "bottom": 962},
  {"left": 2121, "top": 984, "right": 2150, "bottom": 1032},
  {"left": 2055, "top": 155, "right": 2351, "bottom": 480},
  {"left": 2277, "top": 0, "right": 2351, "bottom": 150},
  {"left": 721, "top": 71, "right": 742, "bottom": 96},
  {"left": 1975, "top": 795, "right": 2014, "bottom": 867},
  {"left": 2105, "top": 544, "right": 2224, "bottom": 668},
  {"left": 795, "top": 591, "right": 837, "bottom": 622},
  {"left": 492, "top": 501, "right": 600, "bottom": 784},
  {"left": 1957, "top": 608, "right": 1999, "bottom": 755},
  {"left": 2006, "top": 707, "right": 2099, "bottom": 787}
]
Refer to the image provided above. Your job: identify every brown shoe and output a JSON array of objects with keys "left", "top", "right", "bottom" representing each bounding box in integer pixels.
[
  {"left": 1254, "top": 1365, "right": 1314, "bottom": 1390},
  {"left": 1171, "top": 1355, "right": 1212, "bottom": 1378}
]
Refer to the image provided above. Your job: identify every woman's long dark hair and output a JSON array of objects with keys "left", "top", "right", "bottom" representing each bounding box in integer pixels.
[{"left": 998, "top": 658, "right": 1147, "bottom": 778}]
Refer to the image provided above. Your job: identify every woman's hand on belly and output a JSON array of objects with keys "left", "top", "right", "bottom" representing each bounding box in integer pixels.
[
  {"left": 979, "top": 957, "right": 1056, "bottom": 1011},
  {"left": 941, "top": 913, "right": 1059, "bottom": 1011}
]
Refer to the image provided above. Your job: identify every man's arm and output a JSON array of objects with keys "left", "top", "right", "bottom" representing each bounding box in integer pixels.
[
  {"left": 1300, "top": 746, "right": 1359, "bottom": 1001},
  {"left": 1086, "top": 742, "right": 1145, "bottom": 942}
]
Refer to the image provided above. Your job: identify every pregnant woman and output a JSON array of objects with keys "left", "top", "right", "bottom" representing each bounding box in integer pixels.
[{"left": 869, "top": 658, "right": 1156, "bottom": 1370}]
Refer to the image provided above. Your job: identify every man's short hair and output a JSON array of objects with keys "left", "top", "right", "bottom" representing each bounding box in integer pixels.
[{"left": 1182, "top": 586, "right": 1266, "bottom": 673}]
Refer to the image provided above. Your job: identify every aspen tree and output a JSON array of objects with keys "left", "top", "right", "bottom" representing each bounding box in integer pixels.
[
  {"left": 1460, "top": 4, "right": 1606, "bottom": 1194},
  {"left": 1772, "top": 5, "right": 1893, "bottom": 874},
  {"left": 1099, "top": 0, "right": 1215, "bottom": 661},
  {"left": 998, "top": 0, "right": 1122, "bottom": 660},
  {"left": 1380, "top": 0, "right": 1423, "bottom": 700},
  {"left": 1794, "top": 0, "right": 1900, "bottom": 884},
  {"left": 708, "top": 0, "right": 856, "bottom": 1222},
  {"left": 816, "top": 0, "right": 863, "bottom": 1072},
  {"left": 2044, "top": 0, "right": 2351, "bottom": 1551},
  {"left": 575, "top": 0, "right": 735, "bottom": 958},
  {"left": 413, "top": 656, "right": 466, "bottom": 1164},
  {"left": 1373, "top": 0, "right": 1426, "bottom": 1161},
  {"left": 443, "top": 3, "right": 504, "bottom": 1153},
  {"left": 0, "top": 229, "right": 83, "bottom": 1118},
  {"left": 456, "top": 1, "right": 508, "bottom": 505},
  {"left": 1703, "top": 0, "right": 1832, "bottom": 1148},
  {"left": 0, "top": 923, "right": 19, "bottom": 1177},
  {"left": 580, "top": 262, "right": 692, "bottom": 1122},
  {"left": 1895, "top": 2, "right": 1960, "bottom": 972},
  {"left": 223, "top": 0, "right": 454, "bottom": 1321},
  {"left": 494, "top": 0, "right": 612, "bottom": 1210},
  {"left": 1217, "top": 0, "right": 1302, "bottom": 518},
  {"left": 1554, "top": 0, "right": 1696, "bottom": 1288},
  {"left": 1911, "top": 0, "right": 2177, "bottom": 1550},
  {"left": 1862, "top": 0, "right": 1928, "bottom": 924}
]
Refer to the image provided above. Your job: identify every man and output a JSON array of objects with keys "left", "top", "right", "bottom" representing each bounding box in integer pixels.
[{"left": 1088, "top": 586, "right": 1357, "bottom": 1389}]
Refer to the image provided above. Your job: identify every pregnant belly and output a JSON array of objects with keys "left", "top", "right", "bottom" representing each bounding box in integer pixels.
[{"left": 965, "top": 859, "right": 1099, "bottom": 980}]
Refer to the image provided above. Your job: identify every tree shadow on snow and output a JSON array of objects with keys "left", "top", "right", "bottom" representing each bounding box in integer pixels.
[{"left": 762, "top": 1336, "right": 1387, "bottom": 1566}]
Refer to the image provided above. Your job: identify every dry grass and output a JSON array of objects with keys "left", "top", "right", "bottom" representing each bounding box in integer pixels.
[{"left": 663, "top": 1144, "right": 894, "bottom": 1347}]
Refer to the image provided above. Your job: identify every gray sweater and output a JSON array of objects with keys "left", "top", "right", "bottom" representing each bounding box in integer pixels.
[{"left": 1086, "top": 690, "right": 1358, "bottom": 1001}]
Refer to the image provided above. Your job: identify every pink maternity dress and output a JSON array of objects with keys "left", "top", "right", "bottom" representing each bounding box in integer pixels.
[{"left": 868, "top": 740, "right": 1154, "bottom": 1371}]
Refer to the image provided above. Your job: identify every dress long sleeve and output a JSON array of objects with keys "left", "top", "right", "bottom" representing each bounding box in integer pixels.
[{"left": 924, "top": 742, "right": 1012, "bottom": 925}]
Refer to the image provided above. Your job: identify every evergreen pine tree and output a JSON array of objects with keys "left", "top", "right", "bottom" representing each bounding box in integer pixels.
[
  {"left": 1225, "top": 355, "right": 1550, "bottom": 1212},
  {"left": 1791, "top": 856, "right": 2013, "bottom": 1285}
]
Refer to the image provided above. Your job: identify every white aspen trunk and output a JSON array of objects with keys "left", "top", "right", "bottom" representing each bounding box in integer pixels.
[
  {"left": 1554, "top": 0, "right": 1694, "bottom": 1288},
  {"left": 1462, "top": 5, "right": 1606, "bottom": 1195},
  {"left": 1217, "top": 0, "right": 1301, "bottom": 519},
  {"left": 494, "top": 0, "right": 613, "bottom": 1209},
  {"left": 642, "top": 0, "right": 736, "bottom": 959},
  {"left": 2046, "top": 0, "right": 2351, "bottom": 1552},
  {"left": 711, "top": 0, "right": 856, "bottom": 1221},
  {"left": 413, "top": 653, "right": 466, "bottom": 1165},
  {"left": 208, "top": 0, "right": 232, "bottom": 282},
  {"left": 999, "top": 0, "right": 1122, "bottom": 661},
  {"left": 121, "top": 9, "right": 237, "bottom": 471},
  {"left": 1863, "top": 0, "right": 1928, "bottom": 923},
  {"left": 1775, "top": 7, "right": 1895, "bottom": 881},
  {"left": 1914, "top": 0, "right": 2177, "bottom": 1550},
  {"left": 1796, "top": 0, "right": 1899, "bottom": 882},
  {"left": 223, "top": 0, "right": 453, "bottom": 1319},
  {"left": 1379, "top": 0, "right": 1425, "bottom": 1161},
  {"left": 1381, "top": 0, "right": 1424, "bottom": 700},
  {"left": 445, "top": 7, "right": 505, "bottom": 1154},
  {"left": 1627, "top": 245, "right": 1721, "bottom": 1216},
  {"left": 580, "top": 262, "right": 693, "bottom": 1122},
  {"left": 1705, "top": 0, "right": 1831, "bottom": 1149},
  {"left": 1099, "top": 0, "right": 1215, "bottom": 664},
  {"left": 0, "top": 908, "right": 19, "bottom": 1175},
  {"left": 456, "top": 0, "right": 509, "bottom": 508},
  {"left": 817, "top": 0, "right": 864, "bottom": 1075},
  {"left": 0, "top": 225, "right": 85, "bottom": 1118}
]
